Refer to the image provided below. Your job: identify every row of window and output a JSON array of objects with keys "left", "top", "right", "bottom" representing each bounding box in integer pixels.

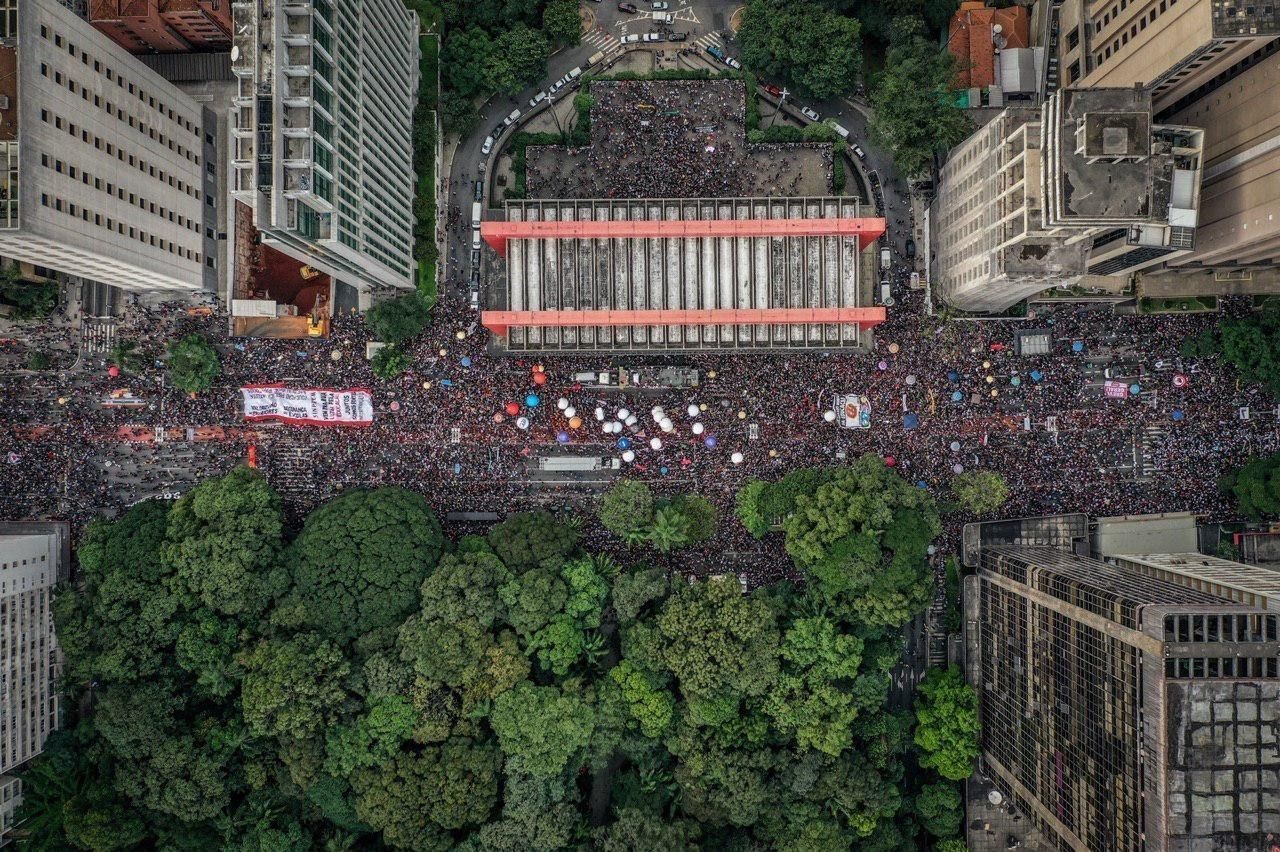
[
  {"left": 39, "top": 108, "right": 203, "bottom": 202},
  {"left": 1094, "top": 0, "right": 1179, "bottom": 65},
  {"left": 39, "top": 194, "right": 202, "bottom": 264},
  {"left": 39, "top": 21, "right": 202, "bottom": 142},
  {"left": 39, "top": 154, "right": 202, "bottom": 236},
  {"left": 39, "top": 62, "right": 201, "bottom": 168}
]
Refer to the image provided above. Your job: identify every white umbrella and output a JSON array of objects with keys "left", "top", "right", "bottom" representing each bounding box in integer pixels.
[
  {"left": 731, "top": 452, "right": 744, "bottom": 465},
  {"left": 650, "top": 438, "right": 663, "bottom": 450},
  {"left": 594, "top": 407, "right": 605, "bottom": 421},
  {"left": 952, "top": 463, "right": 964, "bottom": 474},
  {"left": 687, "top": 404, "right": 700, "bottom": 418},
  {"left": 660, "top": 418, "right": 674, "bottom": 433},
  {"left": 949, "top": 441, "right": 961, "bottom": 452},
  {"left": 564, "top": 406, "right": 576, "bottom": 419},
  {"left": 516, "top": 417, "right": 530, "bottom": 430},
  {"left": 692, "top": 422, "right": 705, "bottom": 435},
  {"left": 823, "top": 410, "right": 837, "bottom": 422},
  {"left": 625, "top": 415, "right": 638, "bottom": 427},
  {"left": 617, "top": 408, "right": 631, "bottom": 420},
  {"left": 622, "top": 450, "right": 635, "bottom": 462},
  {"left": 906, "top": 375, "right": 917, "bottom": 385},
  {"left": 557, "top": 397, "right": 569, "bottom": 410}
]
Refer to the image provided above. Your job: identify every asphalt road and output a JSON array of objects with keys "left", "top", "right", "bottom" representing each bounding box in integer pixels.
[{"left": 440, "top": 0, "right": 913, "bottom": 307}]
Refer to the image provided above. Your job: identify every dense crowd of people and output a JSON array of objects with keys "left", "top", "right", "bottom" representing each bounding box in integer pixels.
[
  {"left": 0, "top": 288, "right": 1271, "bottom": 586},
  {"left": 526, "top": 80, "right": 831, "bottom": 199}
]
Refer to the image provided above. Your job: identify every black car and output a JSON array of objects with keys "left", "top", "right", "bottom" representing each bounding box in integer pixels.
[
  {"left": 667, "top": 31, "right": 688, "bottom": 41},
  {"left": 473, "top": 181, "right": 483, "bottom": 201},
  {"left": 905, "top": 239, "right": 916, "bottom": 259},
  {"left": 618, "top": 1, "right": 638, "bottom": 11}
]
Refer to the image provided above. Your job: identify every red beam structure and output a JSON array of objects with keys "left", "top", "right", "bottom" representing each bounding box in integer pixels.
[
  {"left": 481, "top": 217, "right": 887, "bottom": 257},
  {"left": 482, "top": 307, "right": 887, "bottom": 337}
]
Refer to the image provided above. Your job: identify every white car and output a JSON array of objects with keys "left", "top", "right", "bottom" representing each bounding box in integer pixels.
[
  {"left": 799, "top": 105, "right": 820, "bottom": 122},
  {"left": 724, "top": 56, "right": 741, "bottom": 69},
  {"left": 503, "top": 108, "right": 522, "bottom": 126},
  {"left": 529, "top": 90, "right": 547, "bottom": 107},
  {"left": 852, "top": 144, "right": 866, "bottom": 160},
  {"left": 643, "top": 32, "right": 662, "bottom": 42},
  {"left": 621, "top": 33, "right": 641, "bottom": 43},
  {"left": 652, "top": 0, "right": 668, "bottom": 8},
  {"left": 481, "top": 136, "right": 494, "bottom": 155}
]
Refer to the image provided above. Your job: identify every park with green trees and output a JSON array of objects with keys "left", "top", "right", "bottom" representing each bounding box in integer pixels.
[{"left": 26, "top": 453, "right": 977, "bottom": 850}]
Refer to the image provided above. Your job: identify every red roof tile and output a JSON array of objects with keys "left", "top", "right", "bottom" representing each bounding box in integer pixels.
[{"left": 947, "top": 1, "right": 1030, "bottom": 90}]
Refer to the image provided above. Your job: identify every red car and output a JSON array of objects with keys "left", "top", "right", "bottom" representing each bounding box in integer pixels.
[{"left": 763, "top": 83, "right": 783, "bottom": 97}]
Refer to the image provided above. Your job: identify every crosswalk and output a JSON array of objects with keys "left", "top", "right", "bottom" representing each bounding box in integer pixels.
[
  {"left": 268, "top": 444, "right": 318, "bottom": 498},
  {"left": 80, "top": 319, "right": 116, "bottom": 355},
  {"left": 692, "top": 32, "right": 724, "bottom": 52},
  {"left": 582, "top": 29, "right": 621, "bottom": 53},
  {"left": 1137, "top": 426, "right": 1169, "bottom": 479}
]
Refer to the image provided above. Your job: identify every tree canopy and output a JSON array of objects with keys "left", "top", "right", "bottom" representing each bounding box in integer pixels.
[
  {"left": 950, "top": 468, "right": 1010, "bottom": 515},
  {"left": 166, "top": 333, "right": 221, "bottom": 394},
  {"left": 29, "top": 458, "right": 952, "bottom": 849},
  {"left": 914, "top": 666, "right": 981, "bottom": 780},
  {"left": 1221, "top": 452, "right": 1280, "bottom": 518},
  {"left": 869, "top": 26, "right": 970, "bottom": 177},
  {"left": 738, "top": 0, "right": 863, "bottom": 100}
]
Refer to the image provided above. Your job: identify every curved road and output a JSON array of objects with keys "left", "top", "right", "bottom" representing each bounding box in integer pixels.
[{"left": 440, "top": 0, "right": 913, "bottom": 309}]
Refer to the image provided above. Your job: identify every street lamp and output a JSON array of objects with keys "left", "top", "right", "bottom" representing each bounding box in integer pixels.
[{"left": 767, "top": 87, "right": 790, "bottom": 127}]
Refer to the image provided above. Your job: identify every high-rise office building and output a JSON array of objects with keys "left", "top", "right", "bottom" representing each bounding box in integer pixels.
[
  {"left": 1052, "top": 0, "right": 1279, "bottom": 274},
  {"left": 930, "top": 87, "right": 1204, "bottom": 313},
  {"left": 0, "top": 526, "right": 66, "bottom": 843},
  {"left": 229, "top": 0, "right": 419, "bottom": 321},
  {"left": 89, "top": 1, "right": 233, "bottom": 54},
  {"left": 0, "top": 0, "right": 218, "bottom": 295},
  {"left": 966, "top": 519, "right": 1280, "bottom": 850}
]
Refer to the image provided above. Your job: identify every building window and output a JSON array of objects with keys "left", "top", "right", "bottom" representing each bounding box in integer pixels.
[{"left": 1068, "top": 28, "right": 1080, "bottom": 49}]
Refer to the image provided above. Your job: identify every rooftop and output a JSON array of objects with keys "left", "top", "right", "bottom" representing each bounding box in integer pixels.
[
  {"left": 483, "top": 197, "right": 884, "bottom": 352},
  {"left": 947, "top": 1, "right": 1030, "bottom": 90},
  {"left": 1048, "top": 88, "right": 1177, "bottom": 225}
]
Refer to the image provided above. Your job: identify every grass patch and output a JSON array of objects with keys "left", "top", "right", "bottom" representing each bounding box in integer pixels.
[{"left": 1138, "top": 296, "right": 1219, "bottom": 314}]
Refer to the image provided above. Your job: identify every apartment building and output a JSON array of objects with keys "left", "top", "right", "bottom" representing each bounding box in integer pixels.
[
  {"left": 930, "top": 87, "right": 1203, "bottom": 312},
  {"left": 89, "top": 1, "right": 232, "bottom": 53},
  {"left": 1051, "top": 0, "right": 1279, "bottom": 274},
  {"left": 964, "top": 516, "right": 1280, "bottom": 851},
  {"left": 932, "top": 108, "right": 1089, "bottom": 312},
  {"left": 0, "top": 526, "right": 66, "bottom": 844},
  {"left": 229, "top": 0, "right": 419, "bottom": 322},
  {"left": 0, "top": 0, "right": 217, "bottom": 295}
]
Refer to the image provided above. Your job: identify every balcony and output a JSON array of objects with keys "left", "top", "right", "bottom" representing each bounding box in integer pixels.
[
  {"left": 283, "top": 76, "right": 311, "bottom": 108},
  {"left": 281, "top": 107, "right": 311, "bottom": 138},
  {"left": 283, "top": 137, "right": 312, "bottom": 168},
  {"left": 283, "top": 46, "right": 312, "bottom": 77},
  {"left": 282, "top": 13, "right": 311, "bottom": 47}
]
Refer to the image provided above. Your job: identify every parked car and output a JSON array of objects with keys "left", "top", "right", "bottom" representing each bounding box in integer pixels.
[
  {"left": 470, "top": 249, "right": 481, "bottom": 267},
  {"left": 652, "top": 10, "right": 673, "bottom": 23},
  {"left": 852, "top": 144, "right": 866, "bottom": 160},
  {"left": 723, "top": 55, "right": 741, "bottom": 69},
  {"left": 880, "top": 247, "right": 891, "bottom": 270},
  {"left": 667, "top": 31, "right": 688, "bottom": 41},
  {"left": 831, "top": 122, "right": 850, "bottom": 139},
  {"left": 643, "top": 32, "right": 662, "bottom": 42},
  {"left": 618, "top": 1, "right": 638, "bottom": 11},
  {"left": 762, "top": 82, "right": 782, "bottom": 97},
  {"left": 621, "top": 33, "right": 641, "bottom": 43},
  {"left": 799, "top": 105, "right": 820, "bottom": 122},
  {"left": 469, "top": 290, "right": 480, "bottom": 310},
  {"left": 705, "top": 44, "right": 725, "bottom": 60},
  {"left": 905, "top": 239, "right": 916, "bottom": 259},
  {"left": 481, "top": 136, "right": 494, "bottom": 155},
  {"left": 529, "top": 90, "right": 547, "bottom": 107},
  {"left": 550, "top": 79, "right": 565, "bottom": 93},
  {"left": 502, "top": 108, "right": 522, "bottom": 127},
  {"left": 473, "top": 181, "right": 483, "bottom": 201},
  {"left": 652, "top": 0, "right": 668, "bottom": 8}
]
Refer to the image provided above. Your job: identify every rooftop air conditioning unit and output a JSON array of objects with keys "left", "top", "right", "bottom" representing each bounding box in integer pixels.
[{"left": 0, "top": 96, "right": 10, "bottom": 110}]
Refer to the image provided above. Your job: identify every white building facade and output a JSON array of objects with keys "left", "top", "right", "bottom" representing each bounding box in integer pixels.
[
  {"left": 0, "top": 0, "right": 215, "bottom": 295},
  {"left": 230, "top": 0, "right": 420, "bottom": 299},
  {"left": 0, "top": 529, "right": 63, "bottom": 842}
]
